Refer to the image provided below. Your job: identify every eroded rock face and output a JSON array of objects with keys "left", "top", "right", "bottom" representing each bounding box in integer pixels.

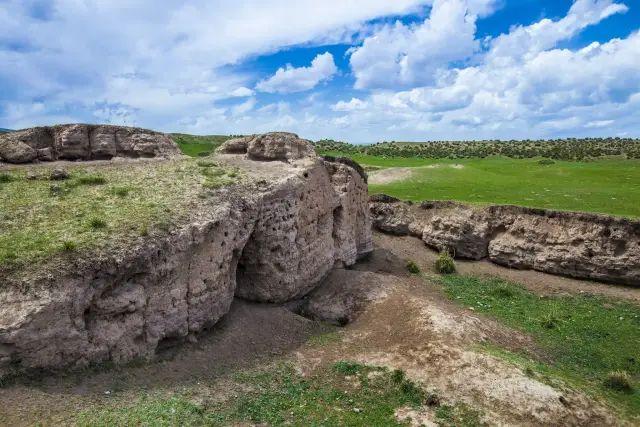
[
  {"left": 0, "top": 132, "right": 373, "bottom": 376},
  {"left": 0, "top": 124, "right": 180, "bottom": 163},
  {"left": 217, "top": 132, "right": 315, "bottom": 161},
  {"left": 371, "top": 197, "right": 640, "bottom": 286}
]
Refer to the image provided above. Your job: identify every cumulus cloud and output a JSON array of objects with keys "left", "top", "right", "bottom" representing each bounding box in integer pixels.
[
  {"left": 0, "top": 0, "right": 433, "bottom": 129},
  {"left": 332, "top": 0, "right": 637, "bottom": 140},
  {"left": 349, "top": 0, "right": 498, "bottom": 89},
  {"left": 332, "top": 98, "right": 368, "bottom": 111},
  {"left": 256, "top": 52, "right": 337, "bottom": 94}
]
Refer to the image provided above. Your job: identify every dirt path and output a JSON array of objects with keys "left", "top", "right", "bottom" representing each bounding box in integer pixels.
[
  {"left": 0, "top": 232, "right": 634, "bottom": 426},
  {"left": 368, "top": 167, "right": 414, "bottom": 184}
]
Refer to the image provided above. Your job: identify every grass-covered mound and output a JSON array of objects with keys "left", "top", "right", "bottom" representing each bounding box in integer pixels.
[
  {"left": 440, "top": 275, "right": 640, "bottom": 416},
  {"left": 0, "top": 159, "right": 240, "bottom": 274}
]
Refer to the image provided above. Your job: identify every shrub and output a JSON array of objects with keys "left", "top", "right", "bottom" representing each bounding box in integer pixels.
[
  {"left": 538, "top": 159, "right": 555, "bottom": 165},
  {"left": 406, "top": 260, "right": 420, "bottom": 274},
  {"left": 77, "top": 175, "right": 106, "bottom": 186},
  {"left": 435, "top": 251, "right": 456, "bottom": 274},
  {"left": 61, "top": 240, "right": 77, "bottom": 252},
  {"left": 604, "top": 371, "right": 634, "bottom": 392},
  {"left": 88, "top": 217, "right": 107, "bottom": 230}
]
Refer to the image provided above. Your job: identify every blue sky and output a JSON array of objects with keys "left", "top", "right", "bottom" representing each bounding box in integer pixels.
[{"left": 1, "top": 0, "right": 639, "bottom": 142}]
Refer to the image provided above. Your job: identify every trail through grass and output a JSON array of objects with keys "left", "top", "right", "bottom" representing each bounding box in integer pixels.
[
  {"left": 320, "top": 151, "right": 640, "bottom": 217},
  {"left": 439, "top": 275, "right": 640, "bottom": 417}
]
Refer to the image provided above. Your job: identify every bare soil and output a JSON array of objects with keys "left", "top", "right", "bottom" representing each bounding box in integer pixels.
[{"left": 1, "top": 232, "right": 637, "bottom": 426}]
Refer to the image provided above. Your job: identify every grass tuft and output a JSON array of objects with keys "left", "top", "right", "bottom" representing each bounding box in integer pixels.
[
  {"left": 0, "top": 172, "right": 14, "bottom": 183},
  {"left": 605, "top": 371, "right": 634, "bottom": 393},
  {"left": 435, "top": 251, "right": 456, "bottom": 274},
  {"left": 77, "top": 174, "right": 107, "bottom": 186},
  {"left": 332, "top": 360, "right": 365, "bottom": 375},
  {"left": 406, "top": 260, "right": 420, "bottom": 274},
  {"left": 88, "top": 217, "right": 108, "bottom": 230},
  {"left": 61, "top": 240, "right": 77, "bottom": 252}
]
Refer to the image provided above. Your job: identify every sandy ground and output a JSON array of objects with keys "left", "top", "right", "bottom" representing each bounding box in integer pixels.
[
  {"left": 0, "top": 232, "right": 637, "bottom": 426},
  {"left": 368, "top": 164, "right": 465, "bottom": 185},
  {"left": 368, "top": 167, "right": 414, "bottom": 185}
]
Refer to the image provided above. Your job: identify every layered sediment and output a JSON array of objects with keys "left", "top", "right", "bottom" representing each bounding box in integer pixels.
[
  {"left": 0, "top": 124, "right": 180, "bottom": 163},
  {"left": 0, "top": 131, "right": 372, "bottom": 377},
  {"left": 370, "top": 196, "right": 640, "bottom": 286}
]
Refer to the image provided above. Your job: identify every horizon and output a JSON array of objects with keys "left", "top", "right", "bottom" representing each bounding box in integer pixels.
[{"left": 1, "top": 1, "right": 639, "bottom": 142}]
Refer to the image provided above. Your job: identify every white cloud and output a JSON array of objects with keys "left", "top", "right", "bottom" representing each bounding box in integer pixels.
[
  {"left": 349, "top": 0, "right": 498, "bottom": 89},
  {"left": 332, "top": 0, "right": 638, "bottom": 141},
  {"left": 256, "top": 53, "right": 337, "bottom": 94},
  {"left": 0, "top": 0, "right": 434, "bottom": 129},
  {"left": 332, "top": 98, "right": 368, "bottom": 111},
  {"left": 230, "top": 87, "right": 255, "bottom": 97}
]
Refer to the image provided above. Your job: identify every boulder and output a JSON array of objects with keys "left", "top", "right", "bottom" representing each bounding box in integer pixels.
[
  {"left": 90, "top": 127, "right": 117, "bottom": 159},
  {"left": 246, "top": 132, "right": 316, "bottom": 161},
  {"left": 0, "top": 139, "right": 37, "bottom": 163}
]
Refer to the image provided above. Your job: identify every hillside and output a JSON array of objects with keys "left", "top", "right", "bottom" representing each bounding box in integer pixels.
[{"left": 315, "top": 138, "right": 640, "bottom": 161}]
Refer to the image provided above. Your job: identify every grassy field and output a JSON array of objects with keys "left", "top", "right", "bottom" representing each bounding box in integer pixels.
[
  {"left": 171, "top": 134, "right": 236, "bottom": 157},
  {"left": 0, "top": 159, "right": 239, "bottom": 274},
  {"left": 320, "top": 151, "right": 640, "bottom": 218},
  {"left": 439, "top": 275, "right": 640, "bottom": 417},
  {"left": 77, "top": 362, "right": 481, "bottom": 426}
]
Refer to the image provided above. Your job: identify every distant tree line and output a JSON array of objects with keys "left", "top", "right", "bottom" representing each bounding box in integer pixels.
[{"left": 314, "top": 137, "right": 640, "bottom": 161}]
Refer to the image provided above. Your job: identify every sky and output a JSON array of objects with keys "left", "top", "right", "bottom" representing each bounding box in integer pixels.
[{"left": 1, "top": 0, "right": 639, "bottom": 143}]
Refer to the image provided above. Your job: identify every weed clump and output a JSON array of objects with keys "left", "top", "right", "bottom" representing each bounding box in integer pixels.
[
  {"left": 88, "top": 217, "right": 107, "bottom": 230},
  {"left": 540, "top": 312, "right": 559, "bottom": 329},
  {"left": 406, "top": 260, "right": 420, "bottom": 274},
  {"left": 61, "top": 240, "right": 77, "bottom": 252},
  {"left": 604, "top": 371, "right": 634, "bottom": 392},
  {"left": 435, "top": 251, "right": 456, "bottom": 274},
  {"left": 491, "top": 286, "right": 515, "bottom": 298},
  {"left": 77, "top": 175, "right": 106, "bottom": 186},
  {"left": 332, "top": 361, "right": 364, "bottom": 375},
  {"left": 538, "top": 159, "right": 556, "bottom": 165},
  {"left": 110, "top": 186, "right": 131, "bottom": 197},
  {"left": 0, "top": 173, "right": 14, "bottom": 183}
]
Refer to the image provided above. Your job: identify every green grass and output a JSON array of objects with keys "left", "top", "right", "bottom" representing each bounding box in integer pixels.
[
  {"left": 78, "top": 362, "right": 457, "bottom": 426},
  {"left": 320, "top": 151, "right": 640, "bottom": 218},
  {"left": 439, "top": 275, "right": 640, "bottom": 416},
  {"left": 171, "top": 133, "right": 236, "bottom": 157},
  {"left": 0, "top": 159, "right": 239, "bottom": 274}
]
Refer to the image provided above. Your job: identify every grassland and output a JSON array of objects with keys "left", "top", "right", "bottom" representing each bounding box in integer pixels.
[
  {"left": 77, "top": 362, "right": 481, "bottom": 426},
  {"left": 320, "top": 151, "right": 640, "bottom": 218},
  {"left": 439, "top": 275, "right": 640, "bottom": 417},
  {"left": 0, "top": 159, "right": 239, "bottom": 274},
  {"left": 171, "top": 134, "right": 237, "bottom": 157}
]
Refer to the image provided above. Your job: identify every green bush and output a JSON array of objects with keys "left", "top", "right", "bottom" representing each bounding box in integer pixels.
[
  {"left": 435, "top": 251, "right": 456, "bottom": 274},
  {"left": 406, "top": 260, "right": 420, "bottom": 274}
]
